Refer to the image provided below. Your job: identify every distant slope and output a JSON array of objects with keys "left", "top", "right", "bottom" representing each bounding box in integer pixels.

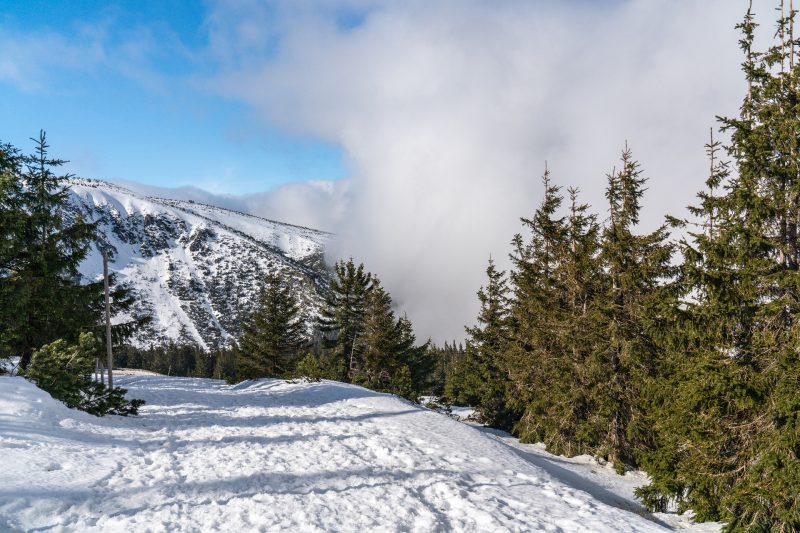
[
  {"left": 66, "top": 178, "right": 331, "bottom": 349},
  {"left": 0, "top": 374, "right": 675, "bottom": 532}
]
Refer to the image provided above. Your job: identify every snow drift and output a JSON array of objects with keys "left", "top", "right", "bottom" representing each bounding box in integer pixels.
[{"left": 0, "top": 374, "right": 686, "bottom": 531}]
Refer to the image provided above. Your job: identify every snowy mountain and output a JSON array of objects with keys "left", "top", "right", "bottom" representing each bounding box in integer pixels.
[
  {"left": 0, "top": 373, "right": 714, "bottom": 532},
  {"left": 66, "top": 178, "right": 331, "bottom": 350}
]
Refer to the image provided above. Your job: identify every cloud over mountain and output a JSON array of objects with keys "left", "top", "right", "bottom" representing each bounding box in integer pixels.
[{"left": 205, "top": 0, "right": 767, "bottom": 341}]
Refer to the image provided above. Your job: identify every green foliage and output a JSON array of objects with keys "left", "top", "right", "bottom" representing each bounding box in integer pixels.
[
  {"left": 317, "top": 258, "right": 373, "bottom": 381},
  {"left": 213, "top": 348, "right": 236, "bottom": 382},
  {"left": 235, "top": 270, "right": 308, "bottom": 380},
  {"left": 584, "top": 146, "right": 675, "bottom": 471},
  {"left": 431, "top": 341, "right": 466, "bottom": 399},
  {"left": 637, "top": 7, "right": 800, "bottom": 529},
  {"left": 315, "top": 259, "right": 432, "bottom": 400},
  {"left": 116, "top": 343, "right": 217, "bottom": 378},
  {"left": 504, "top": 168, "right": 606, "bottom": 457},
  {"left": 0, "top": 133, "right": 141, "bottom": 369},
  {"left": 294, "top": 352, "right": 324, "bottom": 382},
  {"left": 25, "top": 333, "right": 143, "bottom": 416},
  {"left": 457, "top": 258, "right": 517, "bottom": 429}
]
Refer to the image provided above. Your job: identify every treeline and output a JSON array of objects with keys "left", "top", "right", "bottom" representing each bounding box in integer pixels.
[
  {"left": 118, "top": 262, "right": 435, "bottom": 401},
  {"left": 444, "top": 7, "right": 799, "bottom": 531},
  {"left": 0, "top": 132, "right": 143, "bottom": 415}
]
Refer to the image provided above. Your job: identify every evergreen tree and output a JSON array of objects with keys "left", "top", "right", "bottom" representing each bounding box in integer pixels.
[
  {"left": 317, "top": 259, "right": 373, "bottom": 380},
  {"left": 394, "top": 314, "right": 433, "bottom": 398},
  {"left": 235, "top": 270, "right": 307, "bottom": 380},
  {"left": 506, "top": 166, "right": 576, "bottom": 449},
  {"left": 586, "top": 145, "right": 674, "bottom": 472},
  {"left": 640, "top": 6, "right": 800, "bottom": 528},
  {"left": 438, "top": 341, "right": 468, "bottom": 400},
  {"left": 1, "top": 133, "right": 140, "bottom": 371},
  {"left": 356, "top": 278, "right": 432, "bottom": 399},
  {"left": 461, "top": 258, "right": 516, "bottom": 428},
  {"left": 18, "top": 132, "right": 102, "bottom": 368},
  {"left": 0, "top": 142, "right": 25, "bottom": 363},
  {"left": 539, "top": 187, "right": 602, "bottom": 455},
  {"left": 357, "top": 279, "right": 399, "bottom": 388},
  {"left": 26, "top": 333, "right": 143, "bottom": 416}
]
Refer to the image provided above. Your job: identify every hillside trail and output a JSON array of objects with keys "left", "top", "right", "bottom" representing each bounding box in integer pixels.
[{"left": 1, "top": 374, "right": 681, "bottom": 532}]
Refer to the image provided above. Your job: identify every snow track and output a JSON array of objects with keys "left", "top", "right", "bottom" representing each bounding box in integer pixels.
[{"left": 1, "top": 375, "right": 673, "bottom": 532}]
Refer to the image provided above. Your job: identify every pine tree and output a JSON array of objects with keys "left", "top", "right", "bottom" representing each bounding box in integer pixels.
[
  {"left": 461, "top": 258, "right": 516, "bottom": 428},
  {"left": 0, "top": 141, "right": 26, "bottom": 363},
  {"left": 439, "top": 341, "right": 468, "bottom": 400},
  {"left": 26, "top": 333, "right": 143, "bottom": 416},
  {"left": 355, "top": 278, "right": 431, "bottom": 399},
  {"left": 394, "top": 314, "right": 433, "bottom": 399},
  {"left": 317, "top": 259, "right": 373, "bottom": 380},
  {"left": 506, "top": 166, "right": 575, "bottom": 449},
  {"left": 544, "top": 187, "right": 602, "bottom": 455},
  {"left": 585, "top": 145, "right": 674, "bottom": 472},
  {"left": 235, "top": 270, "right": 307, "bottom": 380},
  {"left": 7, "top": 132, "right": 102, "bottom": 368},
  {"left": 640, "top": 5, "right": 800, "bottom": 528},
  {"left": 357, "top": 278, "right": 400, "bottom": 388}
]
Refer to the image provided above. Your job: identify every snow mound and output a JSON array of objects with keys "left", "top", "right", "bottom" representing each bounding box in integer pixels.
[{"left": 1, "top": 375, "right": 674, "bottom": 532}]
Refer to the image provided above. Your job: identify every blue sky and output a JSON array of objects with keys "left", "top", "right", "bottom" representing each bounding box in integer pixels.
[{"left": 0, "top": 0, "right": 346, "bottom": 194}]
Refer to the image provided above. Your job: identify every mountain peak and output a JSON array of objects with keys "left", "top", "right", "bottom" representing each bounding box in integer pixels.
[{"left": 67, "top": 178, "right": 330, "bottom": 350}]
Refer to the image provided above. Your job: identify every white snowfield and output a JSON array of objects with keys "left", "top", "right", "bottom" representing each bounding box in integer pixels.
[{"left": 0, "top": 375, "right": 710, "bottom": 532}]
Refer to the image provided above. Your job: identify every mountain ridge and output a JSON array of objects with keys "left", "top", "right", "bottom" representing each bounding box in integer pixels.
[{"left": 65, "top": 178, "right": 331, "bottom": 350}]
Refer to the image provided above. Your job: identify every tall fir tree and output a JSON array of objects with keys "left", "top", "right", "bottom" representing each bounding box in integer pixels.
[
  {"left": 0, "top": 141, "right": 26, "bottom": 363},
  {"left": 394, "top": 314, "right": 432, "bottom": 399},
  {"left": 317, "top": 259, "right": 373, "bottom": 380},
  {"left": 640, "top": 5, "right": 800, "bottom": 528},
  {"left": 0, "top": 132, "right": 134, "bottom": 369},
  {"left": 357, "top": 278, "right": 401, "bottom": 388},
  {"left": 461, "top": 257, "right": 516, "bottom": 428},
  {"left": 585, "top": 145, "right": 674, "bottom": 472},
  {"left": 506, "top": 166, "right": 577, "bottom": 450},
  {"left": 355, "top": 277, "right": 431, "bottom": 399},
  {"left": 543, "top": 187, "right": 602, "bottom": 456},
  {"left": 235, "top": 270, "right": 307, "bottom": 380}
]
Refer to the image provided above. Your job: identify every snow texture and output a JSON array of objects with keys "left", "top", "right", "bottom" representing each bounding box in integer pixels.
[
  {"left": 0, "top": 374, "right": 716, "bottom": 532},
  {"left": 63, "top": 178, "right": 330, "bottom": 349}
]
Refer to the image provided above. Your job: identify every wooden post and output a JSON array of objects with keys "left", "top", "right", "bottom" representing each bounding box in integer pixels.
[{"left": 103, "top": 250, "right": 113, "bottom": 390}]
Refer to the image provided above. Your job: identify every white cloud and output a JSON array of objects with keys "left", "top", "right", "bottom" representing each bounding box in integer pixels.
[
  {"left": 241, "top": 179, "right": 350, "bottom": 232},
  {"left": 207, "top": 0, "right": 771, "bottom": 342},
  {"left": 0, "top": 29, "right": 105, "bottom": 91},
  {"left": 118, "top": 178, "right": 348, "bottom": 232}
]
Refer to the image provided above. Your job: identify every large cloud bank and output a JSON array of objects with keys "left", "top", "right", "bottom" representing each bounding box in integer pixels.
[{"left": 205, "top": 0, "right": 773, "bottom": 341}]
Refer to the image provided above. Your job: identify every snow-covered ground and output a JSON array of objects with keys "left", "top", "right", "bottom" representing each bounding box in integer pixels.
[{"left": 0, "top": 375, "right": 717, "bottom": 532}]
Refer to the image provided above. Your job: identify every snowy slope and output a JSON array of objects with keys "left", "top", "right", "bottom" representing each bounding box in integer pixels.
[
  {"left": 65, "top": 179, "right": 331, "bottom": 349},
  {"left": 1, "top": 374, "right": 689, "bottom": 532}
]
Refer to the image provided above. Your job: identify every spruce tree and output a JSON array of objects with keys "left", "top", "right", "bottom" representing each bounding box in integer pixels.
[
  {"left": 355, "top": 278, "right": 431, "bottom": 399},
  {"left": 317, "top": 259, "right": 373, "bottom": 380},
  {"left": 461, "top": 258, "right": 516, "bottom": 428},
  {"left": 0, "top": 142, "right": 25, "bottom": 363},
  {"left": 10, "top": 132, "right": 102, "bottom": 368},
  {"left": 440, "top": 341, "right": 469, "bottom": 400},
  {"left": 235, "top": 270, "right": 307, "bottom": 380},
  {"left": 506, "top": 166, "right": 575, "bottom": 449},
  {"left": 586, "top": 145, "right": 674, "bottom": 472},
  {"left": 640, "top": 6, "right": 800, "bottom": 528},
  {"left": 357, "top": 278, "right": 401, "bottom": 388},
  {"left": 394, "top": 314, "right": 433, "bottom": 399},
  {"left": 545, "top": 187, "right": 602, "bottom": 455}
]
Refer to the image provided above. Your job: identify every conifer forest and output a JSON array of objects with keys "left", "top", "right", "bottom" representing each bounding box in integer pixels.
[{"left": 2, "top": 1, "right": 800, "bottom": 532}]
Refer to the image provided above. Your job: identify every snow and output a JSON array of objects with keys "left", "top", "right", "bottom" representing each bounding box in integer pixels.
[
  {"left": 0, "top": 375, "right": 714, "bottom": 532},
  {"left": 64, "top": 178, "right": 330, "bottom": 348}
]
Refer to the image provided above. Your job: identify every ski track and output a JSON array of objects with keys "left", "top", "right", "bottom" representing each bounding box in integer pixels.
[{"left": 1, "top": 375, "right": 673, "bottom": 532}]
